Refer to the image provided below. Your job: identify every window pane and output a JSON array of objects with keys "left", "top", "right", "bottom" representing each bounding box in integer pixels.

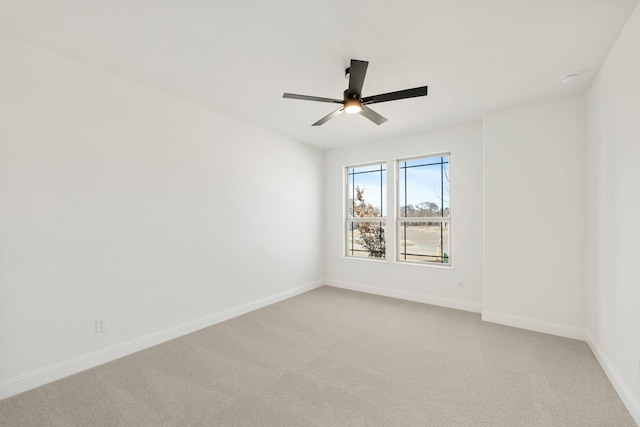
[
  {"left": 346, "top": 221, "right": 386, "bottom": 259},
  {"left": 398, "top": 156, "right": 449, "bottom": 218},
  {"left": 397, "top": 221, "right": 449, "bottom": 264},
  {"left": 442, "top": 159, "right": 450, "bottom": 215},
  {"left": 347, "top": 164, "right": 386, "bottom": 218}
]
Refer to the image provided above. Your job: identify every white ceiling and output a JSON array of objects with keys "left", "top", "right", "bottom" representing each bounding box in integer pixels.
[{"left": 0, "top": 0, "right": 637, "bottom": 149}]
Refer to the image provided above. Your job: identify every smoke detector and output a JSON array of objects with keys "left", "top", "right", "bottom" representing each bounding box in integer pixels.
[{"left": 561, "top": 73, "right": 580, "bottom": 84}]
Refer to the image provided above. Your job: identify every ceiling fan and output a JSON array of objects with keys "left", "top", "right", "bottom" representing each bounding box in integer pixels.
[{"left": 283, "top": 59, "right": 428, "bottom": 126}]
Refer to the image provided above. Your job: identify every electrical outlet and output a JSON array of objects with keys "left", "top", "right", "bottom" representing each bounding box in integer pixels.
[
  {"left": 457, "top": 281, "right": 464, "bottom": 290},
  {"left": 95, "top": 319, "right": 107, "bottom": 334}
]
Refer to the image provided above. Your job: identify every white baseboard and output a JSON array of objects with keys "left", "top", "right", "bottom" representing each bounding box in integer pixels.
[
  {"left": 586, "top": 332, "right": 640, "bottom": 426},
  {"left": 326, "top": 279, "right": 483, "bottom": 313},
  {"left": 0, "top": 280, "right": 323, "bottom": 401},
  {"left": 481, "top": 310, "right": 586, "bottom": 340}
]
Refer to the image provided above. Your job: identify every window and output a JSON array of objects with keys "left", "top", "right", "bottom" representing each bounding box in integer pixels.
[
  {"left": 345, "top": 163, "right": 386, "bottom": 259},
  {"left": 397, "top": 154, "right": 450, "bottom": 265}
]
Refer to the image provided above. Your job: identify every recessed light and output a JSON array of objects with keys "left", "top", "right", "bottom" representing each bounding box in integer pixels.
[{"left": 561, "top": 73, "right": 580, "bottom": 84}]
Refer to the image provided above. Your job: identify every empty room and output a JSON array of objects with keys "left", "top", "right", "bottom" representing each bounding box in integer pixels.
[{"left": 1, "top": 0, "right": 639, "bottom": 425}]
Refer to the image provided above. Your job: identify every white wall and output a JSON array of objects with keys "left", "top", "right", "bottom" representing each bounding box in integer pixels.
[
  {"left": 324, "top": 121, "right": 484, "bottom": 312},
  {"left": 0, "top": 35, "right": 324, "bottom": 397},
  {"left": 586, "top": 2, "right": 640, "bottom": 422},
  {"left": 483, "top": 94, "right": 587, "bottom": 339}
]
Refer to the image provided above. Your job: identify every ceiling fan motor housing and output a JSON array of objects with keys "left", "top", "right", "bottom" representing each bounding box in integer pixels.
[{"left": 343, "top": 89, "right": 360, "bottom": 100}]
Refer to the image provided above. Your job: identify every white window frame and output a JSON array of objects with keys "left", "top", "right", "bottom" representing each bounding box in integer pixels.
[
  {"left": 344, "top": 162, "right": 387, "bottom": 260},
  {"left": 395, "top": 153, "right": 451, "bottom": 266}
]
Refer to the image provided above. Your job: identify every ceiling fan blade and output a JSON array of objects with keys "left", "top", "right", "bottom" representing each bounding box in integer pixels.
[
  {"left": 361, "top": 86, "right": 428, "bottom": 105},
  {"left": 283, "top": 93, "right": 343, "bottom": 104},
  {"left": 348, "top": 59, "right": 369, "bottom": 97},
  {"left": 359, "top": 106, "right": 388, "bottom": 125},
  {"left": 312, "top": 107, "right": 344, "bottom": 126}
]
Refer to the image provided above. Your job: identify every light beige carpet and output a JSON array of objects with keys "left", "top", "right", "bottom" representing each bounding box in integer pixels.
[{"left": 0, "top": 286, "right": 635, "bottom": 426}]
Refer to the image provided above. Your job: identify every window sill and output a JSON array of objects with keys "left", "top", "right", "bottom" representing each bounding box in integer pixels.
[
  {"left": 342, "top": 256, "right": 388, "bottom": 263},
  {"left": 394, "top": 260, "right": 454, "bottom": 270}
]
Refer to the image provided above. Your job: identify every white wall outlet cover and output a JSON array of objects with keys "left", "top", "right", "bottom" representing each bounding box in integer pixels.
[{"left": 95, "top": 319, "right": 107, "bottom": 333}]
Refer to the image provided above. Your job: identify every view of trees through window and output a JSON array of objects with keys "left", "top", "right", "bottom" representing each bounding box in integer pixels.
[
  {"left": 345, "top": 155, "right": 450, "bottom": 265},
  {"left": 346, "top": 164, "right": 386, "bottom": 259},
  {"left": 398, "top": 154, "right": 450, "bottom": 264}
]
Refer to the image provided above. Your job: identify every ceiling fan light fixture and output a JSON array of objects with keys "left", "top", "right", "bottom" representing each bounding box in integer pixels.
[{"left": 344, "top": 98, "right": 363, "bottom": 114}]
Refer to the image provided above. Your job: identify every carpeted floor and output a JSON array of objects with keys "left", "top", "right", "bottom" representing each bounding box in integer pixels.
[{"left": 0, "top": 286, "right": 635, "bottom": 426}]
